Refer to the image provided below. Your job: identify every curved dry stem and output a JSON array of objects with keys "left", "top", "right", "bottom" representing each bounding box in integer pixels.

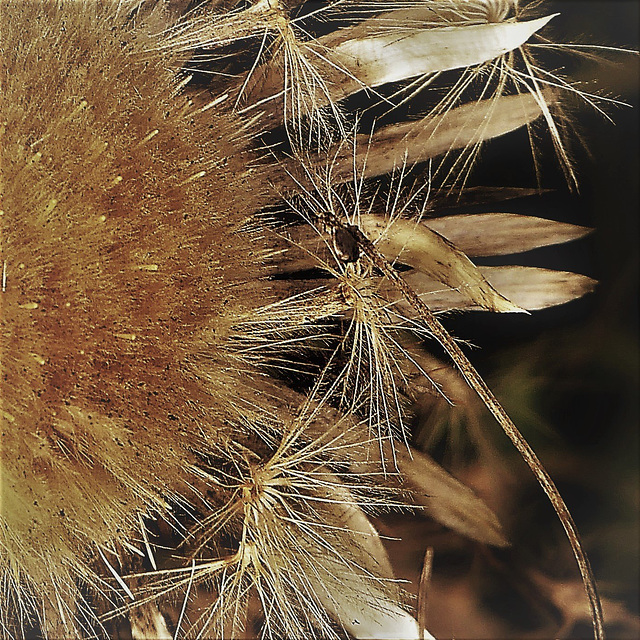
[{"left": 327, "top": 217, "right": 605, "bottom": 640}]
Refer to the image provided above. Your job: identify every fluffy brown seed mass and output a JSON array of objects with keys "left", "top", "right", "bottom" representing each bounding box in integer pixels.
[{"left": 0, "top": 0, "right": 278, "bottom": 599}]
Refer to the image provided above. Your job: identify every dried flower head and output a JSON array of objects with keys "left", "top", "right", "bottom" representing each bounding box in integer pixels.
[{"left": 0, "top": 0, "right": 629, "bottom": 638}]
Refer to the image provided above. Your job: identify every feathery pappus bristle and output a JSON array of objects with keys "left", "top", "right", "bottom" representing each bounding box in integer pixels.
[{"left": 1, "top": 0, "right": 628, "bottom": 638}]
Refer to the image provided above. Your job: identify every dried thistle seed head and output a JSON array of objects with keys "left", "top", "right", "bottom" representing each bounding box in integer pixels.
[
  {"left": 0, "top": 0, "right": 285, "bottom": 631},
  {"left": 1, "top": 0, "right": 621, "bottom": 638}
]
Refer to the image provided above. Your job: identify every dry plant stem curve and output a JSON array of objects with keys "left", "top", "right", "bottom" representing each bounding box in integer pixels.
[{"left": 335, "top": 219, "right": 605, "bottom": 640}]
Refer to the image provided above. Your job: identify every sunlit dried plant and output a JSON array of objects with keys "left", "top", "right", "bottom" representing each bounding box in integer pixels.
[{"left": 0, "top": 1, "right": 633, "bottom": 638}]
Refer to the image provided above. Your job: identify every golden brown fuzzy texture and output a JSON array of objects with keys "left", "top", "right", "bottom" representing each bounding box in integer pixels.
[{"left": 0, "top": 0, "right": 279, "bottom": 614}]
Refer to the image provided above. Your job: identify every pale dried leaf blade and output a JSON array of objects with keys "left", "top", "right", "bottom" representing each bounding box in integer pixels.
[
  {"left": 312, "top": 571, "right": 429, "bottom": 640},
  {"left": 481, "top": 266, "right": 597, "bottom": 311},
  {"left": 392, "top": 266, "right": 595, "bottom": 312},
  {"left": 345, "top": 429, "right": 508, "bottom": 547},
  {"left": 303, "top": 469, "right": 430, "bottom": 638},
  {"left": 359, "top": 214, "right": 525, "bottom": 313},
  {"left": 322, "top": 92, "right": 546, "bottom": 182},
  {"left": 426, "top": 213, "right": 592, "bottom": 257},
  {"left": 529, "top": 569, "right": 640, "bottom": 635},
  {"left": 395, "top": 446, "right": 509, "bottom": 548},
  {"left": 321, "top": 14, "right": 557, "bottom": 101},
  {"left": 322, "top": 470, "right": 396, "bottom": 583}
]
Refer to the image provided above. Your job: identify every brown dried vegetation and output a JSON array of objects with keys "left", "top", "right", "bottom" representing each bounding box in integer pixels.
[{"left": 0, "top": 1, "right": 635, "bottom": 638}]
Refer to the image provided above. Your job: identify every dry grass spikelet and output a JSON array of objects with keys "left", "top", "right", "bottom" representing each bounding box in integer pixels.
[{"left": 0, "top": 0, "right": 632, "bottom": 638}]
